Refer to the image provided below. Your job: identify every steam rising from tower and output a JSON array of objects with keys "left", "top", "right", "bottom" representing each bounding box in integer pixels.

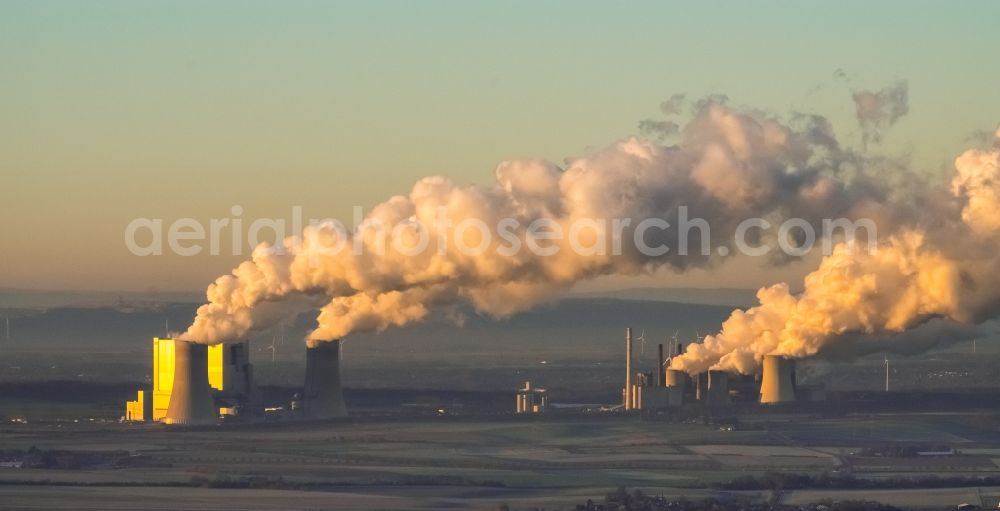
[
  {"left": 178, "top": 88, "right": 1000, "bottom": 376},
  {"left": 180, "top": 97, "right": 891, "bottom": 347},
  {"left": 670, "top": 129, "right": 1000, "bottom": 375}
]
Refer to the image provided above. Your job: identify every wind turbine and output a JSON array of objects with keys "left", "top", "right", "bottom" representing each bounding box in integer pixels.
[
  {"left": 266, "top": 324, "right": 286, "bottom": 363},
  {"left": 637, "top": 329, "right": 646, "bottom": 355},
  {"left": 266, "top": 335, "right": 278, "bottom": 363}
]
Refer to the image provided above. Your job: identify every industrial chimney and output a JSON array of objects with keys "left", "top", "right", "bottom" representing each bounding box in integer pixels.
[
  {"left": 760, "top": 354, "right": 796, "bottom": 404},
  {"left": 163, "top": 341, "right": 217, "bottom": 425},
  {"left": 624, "top": 328, "right": 633, "bottom": 410},
  {"left": 657, "top": 343, "right": 665, "bottom": 387},
  {"left": 302, "top": 340, "right": 348, "bottom": 419}
]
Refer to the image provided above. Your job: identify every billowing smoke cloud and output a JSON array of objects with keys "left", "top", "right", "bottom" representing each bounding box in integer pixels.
[
  {"left": 639, "top": 93, "right": 686, "bottom": 139},
  {"left": 181, "top": 98, "right": 895, "bottom": 346},
  {"left": 671, "top": 131, "right": 1000, "bottom": 374},
  {"left": 853, "top": 81, "right": 909, "bottom": 148},
  {"left": 181, "top": 91, "right": 999, "bottom": 375},
  {"left": 660, "top": 93, "right": 687, "bottom": 116}
]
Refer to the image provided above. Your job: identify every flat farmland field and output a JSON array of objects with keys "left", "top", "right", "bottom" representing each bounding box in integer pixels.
[{"left": 2, "top": 412, "right": 1000, "bottom": 509}]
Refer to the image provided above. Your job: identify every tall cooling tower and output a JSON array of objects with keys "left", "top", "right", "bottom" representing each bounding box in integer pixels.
[
  {"left": 706, "top": 370, "right": 730, "bottom": 404},
  {"left": 760, "top": 354, "right": 796, "bottom": 404},
  {"left": 163, "top": 341, "right": 217, "bottom": 425},
  {"left": 303, "top": 340, "right": 348, "bottom": 419}
]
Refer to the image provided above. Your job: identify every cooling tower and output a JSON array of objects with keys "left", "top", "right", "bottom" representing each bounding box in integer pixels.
[
  {"left": 302, "top": 340, "right": 348, "bottom": 419},
  {"left": 705, "top": 370, "right": 730, "bottom": 404},
  {"left": 665, "top": 369, "right": 686, "bottom": 389},
  {"left": 760, "top": 354, "right": 796, "bottom": 404},
  {"left": 163, "top": 341, "right": 217, "bottom": 425}
]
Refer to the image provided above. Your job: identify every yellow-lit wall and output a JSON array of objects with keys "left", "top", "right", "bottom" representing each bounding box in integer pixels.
[
  {"left": 208, "top": 342, "right": 251, "bottom": 395},
  {"left": 152, "top": 337, "right": 175, "bottom": 421},
  {"left": 148, "top": 338, "right": 240, "bottom": 421},
  {"left": 208, "top": 344, "right": 224, "bottom": 391},
  {"left": 125, "top": 390, "right": 145, "bottom": 421}
]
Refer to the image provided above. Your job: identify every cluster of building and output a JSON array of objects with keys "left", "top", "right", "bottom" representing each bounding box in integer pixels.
[
  {"left": 124, "top": 337, "right": 347, "bottom": 425},
  {"left": 129, "top": 326, "right": 826, "bottom": 424},
  {"left": 519, "top": 328, "right": 826, "bottom": 414},
  {"left": 124, "top": 337, "right": 253, "bottom": 422},
  {"left": 621, "top": 327, "right": 825, "bottom": 411},
  {"left": 515, "top": 381, "right": 549, "bottom": 414}
]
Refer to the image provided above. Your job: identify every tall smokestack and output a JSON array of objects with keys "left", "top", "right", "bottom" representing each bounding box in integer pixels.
[
  {"left": 760, "top": 355, "right": 796, "bottom": 404},
  {"left": 163, "top": 341, "right": 217, "bottom": 425},
  {"left": 624, "top": 328, "right": 633, "bottom": 410},
  {"left": 657, "top": 344, "right": 665, "bottom": 387},
  {"left": 303, "top": 340, "right": 348, "bottom": 419}
]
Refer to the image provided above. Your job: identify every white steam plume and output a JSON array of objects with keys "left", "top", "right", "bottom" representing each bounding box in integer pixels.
[
  {"left": 671, "top": 131, "right": 1000, "bottom": 374},
  {"left": 853, "top": 81, "right": 909, "bottom": 148},
  {"left": 181, "top": 98, "right": 894, "bottom": 346}
]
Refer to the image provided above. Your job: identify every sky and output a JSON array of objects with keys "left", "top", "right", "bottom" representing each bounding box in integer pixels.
[{"left": 1, "top": 0, "right": 999, "bottom": 293}]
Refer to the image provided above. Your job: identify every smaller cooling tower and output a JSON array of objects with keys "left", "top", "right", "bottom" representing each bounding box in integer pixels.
[
  {"left": 665, "top": 369, "right": 686, "bottom": 389},
  {"left": 706, "top": 370, "right": 730, "bottom": 404},
  {"left": 664, "top": 369, "right": 688, "bottom": 406},
  {"left": 303, "top": 340, "right": 348, "bottom": 419},
  {"left": 163, "top": 341, "right": 217, "bottom": 425},
  {"left": 760, "top": 355, "right": 796, "bottom": 404}
]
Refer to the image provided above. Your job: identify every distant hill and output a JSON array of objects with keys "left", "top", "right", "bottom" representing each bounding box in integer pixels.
[
  {"left": 571, "top": 287, "right": 758, "bottom": 307},
  {"left": 0, "top": 288, "right": 203, "bottom": 310},
  {"left": 0, "top": 298, "right": 736, "bottom": 386},
  {"left": 0, "top": 298, "right": 735, "bottom": 355}
]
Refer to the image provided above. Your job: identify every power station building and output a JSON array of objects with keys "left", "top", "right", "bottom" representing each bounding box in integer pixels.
[
  {"left": 515, "top": 381, "right": 548, "bottom": 414},
  {"left": 623, "top": 335, "right": 687, "bottom": 412},
  {"left": 123, "top": 390, "right": 151, "bottom": 422},
  {"left": 124, "top": 337, "right": 255, "bottom": 423},
  {"left": 619, "top": 330, "right": 826, "bottom": 411}
]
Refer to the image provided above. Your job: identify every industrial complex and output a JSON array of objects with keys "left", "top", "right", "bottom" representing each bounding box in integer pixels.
[
  {"left": 124, "top": 326, "right": 829, "bottom": 425},
  {"left": 124, "top": 337, "right": 347, "bottom": 424},
  {"left": 617, "top": 327, "right": 825, "bottom": 413}
]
